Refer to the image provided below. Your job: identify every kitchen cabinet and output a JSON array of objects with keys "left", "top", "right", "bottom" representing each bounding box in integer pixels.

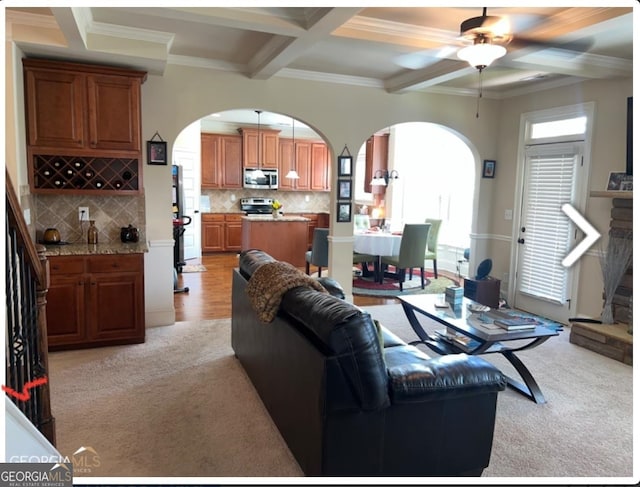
[
  {"left": 278, "top": 139, "right": 329, "bottom": 191},
  {"left": 46, "top": 254, "right": 145, "bottom": 351},
  {"left": 202, "top": 213, "right": 242, "bottom": 252},
  {"left": 23, "top": 58, "right": 146, "bottom": 194},
  {"left": 238, "top": 128, "right": 280, "bottom": 169},
  {"left": 224, "top": 214, "right": 243, "bottom": 250},
  {"left": 201, "top": 133, "right": 242, "bottom": 189},
  {"left": 202, "top": 213, "right": 225, "bottom": 252},
  {"left": 310, "top": 142, "right": 330, "bottom": 191},
  {"left": 364, "top": 134, "right": 389, "bottom": 194},
  {"left": 279, "top": 139, "right": 312, "bottom": 191}
]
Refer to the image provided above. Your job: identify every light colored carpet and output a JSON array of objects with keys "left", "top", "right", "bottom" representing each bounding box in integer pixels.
[{"left": 47, "top": 304, "right": 633, "bottom": 481}]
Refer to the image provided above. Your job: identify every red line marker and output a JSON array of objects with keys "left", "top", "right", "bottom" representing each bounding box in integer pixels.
[{"left": 2, "top": 377, "right": 48, "bottom": 402}]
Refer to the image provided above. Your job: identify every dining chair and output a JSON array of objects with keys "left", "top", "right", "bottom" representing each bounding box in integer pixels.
[
  {"left": 424, "top": 218, "right": 442, "bottom": 279},
  {"left": 380, "top": 223, "right": 431, "bottom": 291},
  {"left": 353, "top": 214, "right": 371, "bottom": 231},
  {"left": 305, "top": 228, "right": 329, "bottom": 277},
  {"left": 353, "top": 251, "right": 378, "bottom": 279}
]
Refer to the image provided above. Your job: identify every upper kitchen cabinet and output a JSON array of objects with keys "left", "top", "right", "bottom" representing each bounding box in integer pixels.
[
  {"left": 238, "top": 128, "right": 280, "bottom": 169},
  {"left": 364, "top": 134, "right": 389, "bottom": 195},
  {"left": 278, "top": 139, "right": 329, "bottom": 192},
  {"left": 201, "top": 133, "right": 242, "bottom": 189},
  {"left": 23, "top": 58, "right": 147, "bottom": 195},
  {"left": 278, "top": 138, "right": 311, "bottom": 191},
  {"left": 310, "top": 142, "right": 330, "bottom": 192}
]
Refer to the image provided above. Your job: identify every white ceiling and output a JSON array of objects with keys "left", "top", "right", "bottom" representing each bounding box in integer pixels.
[{"left": 6, "top": 5, "right": 634, "bottom": 132}]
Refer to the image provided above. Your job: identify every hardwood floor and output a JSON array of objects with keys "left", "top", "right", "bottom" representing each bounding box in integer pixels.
[{"left": 173, "top": 252, "right": 397, "bottom": 322}]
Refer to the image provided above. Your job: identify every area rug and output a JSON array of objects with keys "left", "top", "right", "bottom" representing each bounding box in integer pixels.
[
  {"left": 353, "top": 271, "right": 455, "bottom": 297},
  {"left": 181, "top": 264, "right": 207, "bottom": 273}
]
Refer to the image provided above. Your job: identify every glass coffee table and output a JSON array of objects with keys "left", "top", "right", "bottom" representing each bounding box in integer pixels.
[{"left": 397, "top": 294, "right": 559, "bottom": 404}]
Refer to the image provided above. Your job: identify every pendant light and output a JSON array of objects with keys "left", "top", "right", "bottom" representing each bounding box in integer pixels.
[
  {"left": 285, "top": 118, "right": 300, "bottom": 180},
  {"left": 253, "top": 110, "right": 265, "bottom": 178}
]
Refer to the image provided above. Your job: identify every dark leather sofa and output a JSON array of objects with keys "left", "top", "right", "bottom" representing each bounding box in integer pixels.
[{"left": 232, "top": 249, "right": 506, "bottom": 477}]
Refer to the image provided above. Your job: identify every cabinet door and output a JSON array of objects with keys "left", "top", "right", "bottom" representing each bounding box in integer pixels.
[
  {"left": 295, "top": 142, "right": 312, "bottom": 191},
  {"left": 310, "top": 143, "right": 329, "bottom": 191},
  {"left": 25, "top": 68, "right": 86, "bottom": 149},
  {"left": 262, "top": 132, "right": 279, "bottom": 169},
  {"left": 89, "top": 272, "right": 144, "bottom": 341},
  {"left": 220, "top": 135, "right": 243, "bottom": 188},
  {"left": 201, "top": 133, "right": 220, "bottom": 188},
  {"left": 240, "top": 129, "right": 279, "bottom": 169},
  {"left": 46, "top": 275, "right": 86, "bottom": 348},
  {"left": 87, "top": 74, "right": 142, "bottom": 151},
  {"left": 225, "top": 218, "right": 243, "bottom": 250},
  {"left": 278, "top": 138, "right": 295, "bottom": 190},
  {"left": 202, "top": 214, "right": 225, "bottom": 252}
]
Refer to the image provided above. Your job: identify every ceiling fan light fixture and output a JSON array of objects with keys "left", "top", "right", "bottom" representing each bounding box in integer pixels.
[{"left": 458, "top": 41, "right": 506, "bottom": 70}]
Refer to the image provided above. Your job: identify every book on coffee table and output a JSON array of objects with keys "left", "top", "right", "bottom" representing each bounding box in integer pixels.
[{"left": 493, "top": 318, "right": 537, "bottom": 330}]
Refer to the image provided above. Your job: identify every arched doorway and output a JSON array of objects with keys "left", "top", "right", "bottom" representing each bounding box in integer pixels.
[{"left": 354, "top": 122, "right": 475, "bottom": 276}]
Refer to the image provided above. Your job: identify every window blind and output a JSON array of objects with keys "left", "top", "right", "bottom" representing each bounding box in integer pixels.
[{"left": 518, "top": 151, "right": 577, "bottom": 304}]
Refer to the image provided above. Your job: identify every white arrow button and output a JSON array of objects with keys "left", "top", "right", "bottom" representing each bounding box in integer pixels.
[{"left": 561, "top": 203, "right": 601, "bottom": 267}]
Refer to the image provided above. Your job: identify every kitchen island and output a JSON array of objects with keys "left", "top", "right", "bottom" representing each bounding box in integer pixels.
[{"left": 241, "top": 215, "right": 310, "bottom": 267}]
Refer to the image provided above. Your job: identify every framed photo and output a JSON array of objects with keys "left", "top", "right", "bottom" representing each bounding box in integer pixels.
[
  {"left": 482, "top": 159, "right": 496, "bottom": 178},
  {"left": 338, "top": 156, "right": 352, "bottom": 177},
  {"left": 607, "top": 171, "right": 633, "bottom": 191},
  {"left": 338, "top": 179, "right": 352, "bottom": 200},
  {"left": 337, "top": 202, "right": 352, "bottom": 223},
  {"left": 147, "top": 141, "right": 168, "bottom": 165}
]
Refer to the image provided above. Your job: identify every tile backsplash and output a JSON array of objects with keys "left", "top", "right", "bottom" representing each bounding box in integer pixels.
[
  {"left": 35, "top": 194, "right": 145, "bottom": 244},
  {"left": 201, "top": 189, "right": 330, "bottom": 214}
]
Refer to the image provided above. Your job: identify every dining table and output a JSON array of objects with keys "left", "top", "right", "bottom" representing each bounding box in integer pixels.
[{"left": 354, "top": 230, "right": 403, "bottom": 283}]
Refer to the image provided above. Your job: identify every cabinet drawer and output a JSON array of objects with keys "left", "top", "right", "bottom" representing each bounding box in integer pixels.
[
  {"left": 87, "top": 254, "right": 141, "bottom": 273},
  {"left": 49, "top": 257, "right": 85, "bottom": 275},
  {"left": 225, "top": 214, "right": 243, "bottom": 222},
  {"left": 202, "top": 213, "right": 225, "bottom": 222}
]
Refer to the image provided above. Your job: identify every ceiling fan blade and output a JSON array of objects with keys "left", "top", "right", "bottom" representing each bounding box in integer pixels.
[
  {"left": 509, "top": 35, "right": 594, "bottom": 55},
  {"left": 394, "top": 46, "right": 458, "bottom": 70}
]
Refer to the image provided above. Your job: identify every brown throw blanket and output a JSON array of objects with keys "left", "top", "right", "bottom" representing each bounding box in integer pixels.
[{"left": 246, "top": 261, "right": 328, "bottom": 323}]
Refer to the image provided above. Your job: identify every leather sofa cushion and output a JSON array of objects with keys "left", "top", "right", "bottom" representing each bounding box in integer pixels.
[
  {"left": 385, "top": 347, "right": 506, "bottom": 402},
  {"left": 281, "top": 287, "right": 390, "bottom": 411}
]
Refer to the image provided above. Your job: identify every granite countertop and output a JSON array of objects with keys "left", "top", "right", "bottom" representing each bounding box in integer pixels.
[
  {"left": 41, "top": 241, "right": 149, "bottom": 257},
  {"left": 242, "top": 215, "right": 310, "bottom": 222}
]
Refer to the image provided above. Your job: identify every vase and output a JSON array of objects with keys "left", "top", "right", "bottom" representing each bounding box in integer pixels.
[{"left": 272, "top": 210, "right": 280, "bottom": 219}]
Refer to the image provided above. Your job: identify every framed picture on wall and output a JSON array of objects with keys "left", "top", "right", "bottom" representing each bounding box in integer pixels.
[
  {"left": 337, "top": 202, "right": 352, "bottom": 223},
  {"left": 338, "top": 156, "right": 352, "bottom": 176},
  {"left": 338, "top": 179, "right": 352, "bottom": 200},
  {"left": 482, "top": 160, "right": 496, "bottom": 178},
  {"left": 147, "top": 141, "right": 168, "bottom": 165}
]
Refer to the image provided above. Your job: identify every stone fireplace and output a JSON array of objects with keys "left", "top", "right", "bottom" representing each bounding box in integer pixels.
[{"left": 569, "top": 193, "right": 633, "bottom": 365}]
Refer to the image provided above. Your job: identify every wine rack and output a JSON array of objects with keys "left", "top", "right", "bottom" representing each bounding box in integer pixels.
[{"left": 33, "top": 154, "right": 139, "bottom": 193}]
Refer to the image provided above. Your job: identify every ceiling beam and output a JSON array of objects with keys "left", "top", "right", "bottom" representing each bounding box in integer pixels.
[
  {"left": 385, "top": 59, "right": 473, "bottom": 94},
  {"left": 247, "top": 7, "right": 362, "bottom": 80}
]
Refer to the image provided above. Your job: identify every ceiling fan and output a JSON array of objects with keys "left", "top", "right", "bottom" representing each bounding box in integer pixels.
[{"left": 396, "top": 7, "right": 591, "bottom": 72}]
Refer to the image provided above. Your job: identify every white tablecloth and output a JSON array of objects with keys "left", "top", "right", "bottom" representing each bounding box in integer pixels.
[{"left": 354, "top": 232, "right": 402, "bottom": 256}]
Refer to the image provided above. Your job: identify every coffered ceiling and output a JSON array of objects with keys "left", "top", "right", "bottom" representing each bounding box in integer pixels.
[{"left": 6, "top": 6, "right": 634, "bottom": 99}]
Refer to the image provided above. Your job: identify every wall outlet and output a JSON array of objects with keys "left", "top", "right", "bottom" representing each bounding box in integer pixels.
[
  {"left": 78, "top": 207, "right": 89, "bottom": 221},
  {"left": 504, "top": 209, "right": 513, "bottom": 220}
]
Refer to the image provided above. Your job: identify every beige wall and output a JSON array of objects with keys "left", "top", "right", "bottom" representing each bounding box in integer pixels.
[{"left": 7, "top": 47, "right": 631, "bottom": 322}]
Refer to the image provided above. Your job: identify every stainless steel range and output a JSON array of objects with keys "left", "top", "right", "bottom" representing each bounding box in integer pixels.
[{"left": 240, "top": 197, "right": 274, "bottom": 214}]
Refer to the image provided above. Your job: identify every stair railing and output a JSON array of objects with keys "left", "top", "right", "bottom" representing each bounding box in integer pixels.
[{"left": 5, "top": 169, "right": 56, "bottom": 445}]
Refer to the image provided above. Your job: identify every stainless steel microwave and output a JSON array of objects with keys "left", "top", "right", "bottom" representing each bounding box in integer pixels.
[{"left": 243, "top": 168, "right": 278, "bottom": 189}]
